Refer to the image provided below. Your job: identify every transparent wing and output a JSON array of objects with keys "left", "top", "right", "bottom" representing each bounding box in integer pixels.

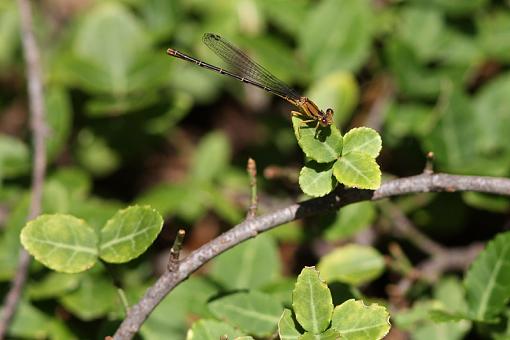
[{"left": 202, "top": 33, "right": 301, "bottom": 101}]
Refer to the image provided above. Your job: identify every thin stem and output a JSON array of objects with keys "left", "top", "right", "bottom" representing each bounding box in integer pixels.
[
  {"left": 246, "top": 158, "right": 258, "bottom": 219},
  {"left": 0, "top": 0, "right": 48, "bottom": 337}
]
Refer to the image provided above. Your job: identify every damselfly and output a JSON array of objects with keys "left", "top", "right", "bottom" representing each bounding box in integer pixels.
[{"left": 166, "top": 33, "right": 334, "bottom": 129}]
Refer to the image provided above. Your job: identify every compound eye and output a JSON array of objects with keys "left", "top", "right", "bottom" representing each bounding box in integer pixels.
[{"left": 326, "top": 108, "right": 334, "bottom": 115}]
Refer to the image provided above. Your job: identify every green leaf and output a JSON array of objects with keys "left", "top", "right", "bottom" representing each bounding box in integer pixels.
[
  {"left": 0, "top": 134, "right": 30, "bottom": 178},
  {"left": 191, "top": 131, "right": 231, "bottom": 183},
  {"left": 209, "top": 291, "right": 283, "bottom": 337},
  {"left": 318, "top": 244, "right": 385, "bottom": 285},
  {"left": 331, "top": 299, "right": 390, "bottom": 340},
  {"left": 211, "top": 234, "right": 280, "bottom": 290},
  {"left": 278, "top": 309, "right": 301, "bottom": 340},
  {"left": 20, "top": 214, "right": 98, "bottom": 273},
  {"left": 299, "top": 161, "right": 336, "bottom": 197},
  {"left": 342, "top": 127, "right": 382, "bottom": 158},
  {"left": 45, "top": 87, "right": 72, "bottom": 161},
  {"left": 473, "top": 72, "right": 510, "bottom": 154},
  {"left": 8, "top": 301, "right": 52, "bottom": 339},
  {"left": 306, "top": 71, "right": 359, "bottom": 127},
  {"left": 28, "top": 272, "right": 81, "bottom": 300},
  {"left": 142, "top": 277, "right": 219, "bottom": 339},
  {"left": 397, "top": 6, "right": 444, "bottom": 62},
  {"left": 324, "top": 202, "right": 376, "bottom": 241},
  {"left": 464, "top": 231, "right": 510, "bottom": 321},
  {"left": 292, "top": 267, "right": 333, "bottom": 334},
  {"left": 186, "top": 319, "right": 244, "bottom": 340},
  {"left": 72, "top": 2, "right": 148, "bottom": 96},
  {"left": 99, "top": 205, "right": 163, "bottom": 263},
  {"left": 0, "top": 2, "right": 19, "bottom": 67},
  {"left": 75, "top": 129, "right": 120, "bottom": 177},
  {"left": 300, "top": 329, "right": 343, "bottom": 340},
  {"left": 477, "top": 11, "right": 510, "bottom": 63},
  {"left": 59, "top": 273, "right": 117, "bottom": 321},
  {"left": 300, "top": 0, "right": 373, "bottom": 77},
  {"left": 333, "top": 152, "right": 381, "bottom": 190},
  {"left": 292, "top": 116, "right": 343, "bottom": 163}
]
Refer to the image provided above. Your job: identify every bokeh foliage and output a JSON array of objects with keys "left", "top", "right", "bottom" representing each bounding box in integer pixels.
[{"left": 1, "top": 0, "right": 510, "bottom": 338}]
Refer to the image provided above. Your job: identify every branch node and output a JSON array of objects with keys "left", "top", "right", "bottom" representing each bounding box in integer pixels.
[
  {"left": 246, "top": 157, "right": 258, "bottom": 219},
  {"left": 167, "top": 229, "right": 186, "bottom": 272},
  {"left": 423, "top": 151, "right": 434, "bottom": 174}
]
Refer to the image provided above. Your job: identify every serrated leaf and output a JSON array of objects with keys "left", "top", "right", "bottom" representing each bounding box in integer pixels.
[
  {"left": 333, "top": 152, "right": 381, "bottom": 189},
  {"left": 99, "top": 205, "right": 163, "bottom": 263},
  {"left": 186, "top": 319, "right": 244, "bottom": 340},
  {"left": 209, "top": 291, "right": 282, "bottom": 337},
  {"left": 292, "top": 267, "right": 333, "bottom": 334},
  {"left": 342, "top": 127, "right": 382, "bottom": 158},
  {"left": 318, "top": 244, "right": 385, "bottom": 285},
  {"left": 20, "top": 214, "right": 98, "bottom": 273},
  {"left": 300, "top": 329, "right": 343, "bottom": 340},
  {"left": 464, "top": 231, "right": 510, "bottom": 321},
  {"left": 279, "top": 309, "right": 301, "bottom": 340},
  {"left": 299, "top": 161, "right": 336, "bottom": 197},
  {"left": 331, "top": 299, "right": 390, "bottom": 340},
  {"left": 292, "top": 116, "right": 343, "bottom": 163},
  {"left": 210, "top": 234, "right": 280, "bottom": 290}
]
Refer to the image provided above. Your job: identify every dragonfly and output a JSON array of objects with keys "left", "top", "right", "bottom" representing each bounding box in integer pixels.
[{"left": 166, "top": 33, "right": 334, "bottom": 131}]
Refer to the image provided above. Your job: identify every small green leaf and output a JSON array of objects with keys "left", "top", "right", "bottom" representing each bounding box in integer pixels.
[
  {"left": 342, "top": 127, "right": 382, "bottom": 158},
  {"left": 292, "top": 267, "right": 333, "bottom": 334},
  {"left": 209, "top": 291, "right": 282, "bottom": 337},
  {"left": 191, "top": 131, "right": 231, "bottom": 183},
  {"left": 0, "top": 134, "right": 30, "bottom": 178},
  {"left": 186, "top": 319, "right": 244, "bottom": 340},
  {"left": 331, "top": 299, "right": 390, "bottom": 340},
  {"left": 210, "top": 234, "right": 280, "bottom": 290},
  {"left": 324, "top": 202, "right": 376, "bottom": 241},
  {"left": 59, "top": 273, "right": 118, "bottom": 321},
  {"left": 300, "top": 329, "right": 343, "bottom": 340},
  {"left": 464, "top": 231, "right": 510, "bottom": 321},
  {"left": 333, "top": 152, "right": 381, "bottom": 189},
  {"left": 318, "top": 244, "right": 385, "bottom": 285},
  {"left": 20, "top": 214, "right": 98, "bottom": 273},
  {"left": 28, "top": 272, "right": 81, "bottom": 300},
  {"left": 279, "top": 309, "right": 301, "bottom": 340},
  {"left": 292, "top": 116, "right": 343, "bottom": 163},
  {"left": 299, "top": 161, "right": 336, "bottom": 197},
  {"left": 99, "top": 205, "right": 163, "bottom": 263}
]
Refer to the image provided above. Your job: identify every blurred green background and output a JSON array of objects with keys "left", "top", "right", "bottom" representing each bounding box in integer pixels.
[{"left": 1, "top": 0, "right": 510, "bottom": 338}]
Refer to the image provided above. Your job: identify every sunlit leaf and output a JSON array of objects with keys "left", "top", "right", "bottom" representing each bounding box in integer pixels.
[
  {"left": 342, "top": 127, "right": 382, "bottom": 158},
  {"left": 331, "top": 299, "right": 390, "bottom": 340},
  {"left": 292, "top": 116, "right": 343, "bottom": 163},
  {"left": 20, "top": 214, "right": 98, "bottom": 273},
  {"left": 278, "top": 309, "right": 301, "bottom": 340},
  {"left": 299, "top": 161, "right": 336, "bottom": 197},
  {"left": 99, "top": 205, "right": 163, "bottom": 263},
  {"left": 333, "top": 152, "right": 381, "bottom": 190},
  {"left": 292, "top": 267, "right": 333, "bottom": 334}
]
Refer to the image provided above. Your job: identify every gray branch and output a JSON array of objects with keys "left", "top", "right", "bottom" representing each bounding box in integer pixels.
[
  {"left": 113, "top": 173, "right": 510, "bottom": 339},
  {"left": 0, "top": 0, "right": 48, "bottom": 337}
]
